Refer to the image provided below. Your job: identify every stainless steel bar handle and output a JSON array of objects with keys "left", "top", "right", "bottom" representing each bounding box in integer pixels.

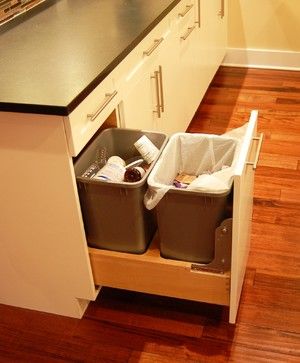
[
  {"left": 158, "top": 65, "right": 164, "bottom": 113},
  {"left": 143, "top": 38, "right": 164, "bottom": 56},
  {"left": 195, "top": 0, "right": 201, "bottom": 27},
  {"left": 181, "top": 26, "right": 196, "bottom": 41},
  {"left": 178, "top": 3, "right": 194, "bottom": 17},
  {"left": 87, "top": 90, "right": 118, "bottom": 121},
  {"left": 246, "top": 133, "right": 264, "bottom": 170},
  {"left": 218, "top": 0, "right": 225, "bottom": 18},
  {"left": 151, "top": 71, "right": 161, "bottom": 118}
]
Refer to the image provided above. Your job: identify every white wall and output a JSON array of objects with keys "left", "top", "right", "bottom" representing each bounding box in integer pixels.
[{"left": 224, "top": 0, "right": 300, "bottom": 69}]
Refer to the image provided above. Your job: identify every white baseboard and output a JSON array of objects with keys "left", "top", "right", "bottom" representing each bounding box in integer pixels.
[{"left": 222, "top": 48, "right": 300, "bottom": 71}]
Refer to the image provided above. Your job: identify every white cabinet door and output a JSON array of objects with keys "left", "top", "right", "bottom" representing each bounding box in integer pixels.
[
  {"left": 173, "top": 0, "right": 199, "bottom": 130},
  {"left": 214, "top": 0, "right": 227, "bottom": 66},
  {"left": 193, "top": 0, "right": 214, "bottom": 101},
  {"left": 155, "top": 20, "right": 183, "bottom": 134},
  {"left": 120, "top": 21, "right": 172, "bottom": 132},
  {"left": 201, "top": 0, "right": 227, "bottom": 84},
  {"left": 120, "top": 62, "right": 160, "bottom": 132},
  {"left": 230, "top": 110, "right": 262, "bottom": 323}
]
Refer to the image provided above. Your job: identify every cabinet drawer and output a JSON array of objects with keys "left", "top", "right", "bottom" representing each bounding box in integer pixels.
[
  {"left": 112, "top": 5, "right": 173, "bottom": 97},
  {"left": 64, "top": 76, "right": 119, "bottom": 156},
  {"left": 87, "top": 111, "right": 261, "bottom": 323},
  {"left": 175, "top": 0, "right": 196, "bottom": 40}
]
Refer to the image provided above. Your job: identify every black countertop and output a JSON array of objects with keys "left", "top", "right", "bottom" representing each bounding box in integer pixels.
[{"left": 0, "top": 0, "right": 180, "bottom": 115}]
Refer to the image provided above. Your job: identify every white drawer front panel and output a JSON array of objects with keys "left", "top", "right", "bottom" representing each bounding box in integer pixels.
[{"left": 64, "top": 76, "right": 119, "bottom": 156}]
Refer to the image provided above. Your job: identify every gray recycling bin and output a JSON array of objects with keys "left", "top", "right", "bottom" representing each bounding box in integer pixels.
[
  {"left": 74, "top": 128, "right": 167, "bottom": 254},
  {"left": 146, "top": 132, "right": 237, "bottom": 264}
]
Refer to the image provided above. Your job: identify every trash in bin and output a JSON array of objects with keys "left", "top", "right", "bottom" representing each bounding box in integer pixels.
[
  {"left": 74, "top": 128, "right": 168, "bottom": 254},
  {"left": 144, "top": 124, "right": 248, "bottom": 263}
]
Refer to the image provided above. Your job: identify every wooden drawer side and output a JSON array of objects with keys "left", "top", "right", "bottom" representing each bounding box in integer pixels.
[{"left": 89, "top": 240, "right": 230, "bottom": 307}]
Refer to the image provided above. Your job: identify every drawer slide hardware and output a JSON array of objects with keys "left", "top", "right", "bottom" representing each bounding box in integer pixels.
[
  {"left": 191, "top": 218, "right": 232, "bottom": 274},
  {"left": 87, "top": 90, "right": 118, "bottom": 121}
]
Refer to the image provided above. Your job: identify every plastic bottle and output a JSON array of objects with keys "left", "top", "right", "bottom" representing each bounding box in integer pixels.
[
  {"left": 94, "top": 156, "right": 126, "bottom": 182},
  {"left": 134, "top": 135, "right": 159, "bottom": 164},
  {"left": 124, "top": 166, "right": 146, "bottom": 182}
]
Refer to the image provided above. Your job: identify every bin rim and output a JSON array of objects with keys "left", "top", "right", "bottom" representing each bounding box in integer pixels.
[
  {"left": 75, "top": 128, "right": 169, "bottom": 188},
  {"left": 163, "top": 186, "right": 232, "bottom": 197},
  {"left": 147, "top": 132, "right": 238, "bottom": 193}
]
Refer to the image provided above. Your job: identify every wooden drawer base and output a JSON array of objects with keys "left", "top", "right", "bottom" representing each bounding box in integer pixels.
[{"left": 89, "top": 238, "right": 230, "bottom": 306}]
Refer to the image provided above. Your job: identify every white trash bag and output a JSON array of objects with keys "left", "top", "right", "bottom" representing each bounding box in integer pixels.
[{"left": 144, "top": 123, "right": 248, "bottom": 210}]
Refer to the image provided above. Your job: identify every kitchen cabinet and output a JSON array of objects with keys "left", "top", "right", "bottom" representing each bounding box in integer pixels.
[{"left": 0, "top": 0, "right": 258, "bottom": 324}]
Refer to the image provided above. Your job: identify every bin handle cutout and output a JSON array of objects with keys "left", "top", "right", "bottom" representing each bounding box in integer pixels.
[{"left": 246, "top": 133, "right": 264, "bottom": 170}]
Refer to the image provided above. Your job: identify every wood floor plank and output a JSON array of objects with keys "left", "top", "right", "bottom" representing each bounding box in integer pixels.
[
  {"left": 204, "top": 322, "right": 300, "bottom": 359},
  {"left": 280, "top": 187, "right": 300, "bottom": 203},
  {"left": 251, "top": 222, "right": 300, "bottom": 256},
  {"left": 247, "top": 250, "right": 299, "bottom": 278},
  {"left": 240, "top": 278, "right": 300, "bottom": 312},
  {"left": 236, "top": 302, "right": 300, "bottom": 333},
  {"left": 254, "top": 272, "right": 300, "bottom": 290},
  {"left": 258, "top": 152, "right": 299, "bottom": 169},
  {"left": 252, "top": 201, "right": 300, "bottom": 227}
]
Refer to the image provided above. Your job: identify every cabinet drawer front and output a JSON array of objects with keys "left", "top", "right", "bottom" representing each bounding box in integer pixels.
[
  {"left": 112, "top": 7, "right": 172, "bottom": 97},
  {"left": 230, "top": 110, "right": 261, "bottom": 323},
  {"left": 176, "top": 0, "right": 196, "bottom": 39},
  {"left": 64, "top": 76, "right": 118, "bottom": 156}
]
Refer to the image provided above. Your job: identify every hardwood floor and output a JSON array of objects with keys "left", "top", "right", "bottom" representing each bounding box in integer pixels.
[{"left": 1, "top": 66, "right": 299, "bottom": 362}]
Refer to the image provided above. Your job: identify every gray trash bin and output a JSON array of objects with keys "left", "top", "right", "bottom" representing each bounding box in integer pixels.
[
  {"left": 74, "top": 128, "right": 167, "bottom": 254},
  {"left": 146, "top": 132, "right": 237, "bottom": 264},
  {"left": 156, "top": 188, "right": 233, "bottom": 263}
]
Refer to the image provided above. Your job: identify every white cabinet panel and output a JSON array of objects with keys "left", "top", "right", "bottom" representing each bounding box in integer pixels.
[
  {"left": 120, "top": 62, "right": 160, "bottom": 131},
  {"left": 120, "top": 11, "right": 174, "bottom": 133},
  {"left": 0, "top": 112, "right": 97, "bottom": 318},
  {"left": 176, "top": 0, "right": 199, "bottom": 128},
  {"left": 230, "top": 110, "right": 260, "bottom": 323},
  {"left": 64, "top": 76, "right": 119, "bottom": 156},
  {"left": 201, "top": 0, "right": 227, "bottom": 84}
]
